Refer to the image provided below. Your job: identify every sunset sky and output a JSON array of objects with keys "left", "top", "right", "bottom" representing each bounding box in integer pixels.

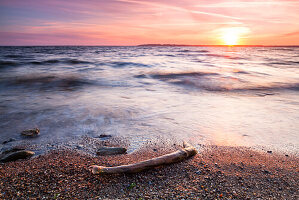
[{"left": 0, "top": 0, "right": 298, "bottom": 46}]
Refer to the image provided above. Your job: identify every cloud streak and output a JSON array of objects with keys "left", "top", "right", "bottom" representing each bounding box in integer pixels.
[
  {"left": 117, "top": 0, "right": 241, "bottom": 20},
  {"left": 195, "top": 1, "right": 299, "bottom": 8}
]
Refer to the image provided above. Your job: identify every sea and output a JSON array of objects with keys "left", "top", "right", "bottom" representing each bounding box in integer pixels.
[{"left": 0, "top": 46, "right": 298, "bottom": 155}]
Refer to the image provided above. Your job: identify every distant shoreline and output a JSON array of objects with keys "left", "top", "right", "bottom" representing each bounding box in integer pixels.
[{"left": 138, "top": 44, "right": 299, "bottom": 47}]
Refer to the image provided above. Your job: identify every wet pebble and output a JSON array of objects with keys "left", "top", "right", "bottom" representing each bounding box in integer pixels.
[
  {"left": 96, "top": 146, "right": 127, "bottom": 156},
  {"left": 21, "top": 128, "right": 40, "bottom": 137}
]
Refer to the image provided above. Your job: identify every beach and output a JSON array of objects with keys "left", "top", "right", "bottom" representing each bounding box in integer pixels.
[
  {"left": 1, "top": 139, "right": 298, "bottom": 199},
  {"left": 1, "top": 0, "right": 299, "bottom": 198},
  {"left": 0, "top": 46, "right": 298, "bottom": 199},
  {"left": 0, "top": 0, "right": 299, "bottom": 197}
]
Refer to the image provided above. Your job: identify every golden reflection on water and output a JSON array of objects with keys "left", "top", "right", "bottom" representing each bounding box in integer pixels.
[{"left": 208, "top": 128, "right": 251, "bottom": 147}]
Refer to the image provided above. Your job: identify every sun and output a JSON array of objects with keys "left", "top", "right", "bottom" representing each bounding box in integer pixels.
[
  {"left": 217, "top": 27, "right": 250, "bottom": 46},
  {"left": 222, "top": 30, "right": 239, "bottom": 46}
]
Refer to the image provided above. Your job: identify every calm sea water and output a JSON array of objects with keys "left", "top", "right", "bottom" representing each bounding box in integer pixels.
[{"left": 0, "top": 46, "right": 298, "bottom": 154}]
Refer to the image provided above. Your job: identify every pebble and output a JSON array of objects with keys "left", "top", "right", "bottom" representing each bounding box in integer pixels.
[
  {"left": 21, "top": 128, "right": 40, "bottom": 137},
  {"left": 98, "top": 134, "right": 112, "bottom": 138},
  {"left": 262, "top": 170, "right": 270, "bottom": 174},
  {"left": 96, "top": 146, "right": 127, "bottom": 156},
  {"left": 0, "top": 150, "right": 35, "bottom": 162}
]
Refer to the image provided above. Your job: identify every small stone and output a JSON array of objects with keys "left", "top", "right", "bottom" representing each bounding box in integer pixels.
[
  {"left": 262, "top": 170, "right": 270, "bottom": 174},
  {"left": 0, "top": 150, "right": 35, "bottom": 162},
  {"left": 98, "top": 134, "right": 112, "bottom": 138},
  {"left": 96, "top": 146, "right": 127, "bottom": 156},
  {"left": 195, "top": 170, "right": 201, "bottom": 175},
  {"left": 21, "top": 128, "right": 40, "bottom": 137}
]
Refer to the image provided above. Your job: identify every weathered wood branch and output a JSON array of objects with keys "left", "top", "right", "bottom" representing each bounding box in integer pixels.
[{"left": 91, "top": 142, "right": 197, "bottom": 174}]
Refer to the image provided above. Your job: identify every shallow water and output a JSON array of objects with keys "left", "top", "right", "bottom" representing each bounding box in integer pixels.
[{"left": 0, "top": 46, "right": 298, "bottom": 154}]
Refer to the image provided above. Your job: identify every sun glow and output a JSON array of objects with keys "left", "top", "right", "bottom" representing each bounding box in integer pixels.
[
  {"left": 218, "top": 27, "right": 250, "bottom": 46},
  {"left": 222, "top": 31, "right": 238, "bottom": 45}
]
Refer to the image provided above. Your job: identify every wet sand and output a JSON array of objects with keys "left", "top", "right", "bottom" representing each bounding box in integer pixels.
[{"left": 0, "top": 143, "right": 298, "bottom": 199}]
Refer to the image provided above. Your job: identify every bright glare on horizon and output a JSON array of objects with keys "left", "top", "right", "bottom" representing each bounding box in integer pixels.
[{"left": 222, "top": 30, "right": 238, "bottom": 45}]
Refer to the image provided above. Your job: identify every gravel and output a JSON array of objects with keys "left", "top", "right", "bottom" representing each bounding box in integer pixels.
[{"left": 0, "top": 143, "right": 298, "bottom": 199}]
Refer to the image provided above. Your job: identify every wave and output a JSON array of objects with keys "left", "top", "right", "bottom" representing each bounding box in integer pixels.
[
  {"left": 1, "top": 74, "right": 94, "bottom": 91},
  {"left": 109, "top": 62, "right": 151, "bottom": 68},
  {"left": 0, "top": 60, "right": 19, "bottom": 68},
  {"left": 30, "top": 58, "right": 92, "bottom": 65},
  {"left": 172, "top": 79, "right": 299, "bottom": 92},
  {"left": 272, "top": 48, "right": 296, "bottom": 51},
  {"left": 177, "top": 49, "right": 209, "bottom": 53},
  {"left": 265, "top": 61, "right": 299, "bottom": 68},
  {"left": 134, "top": 74, "right": 148, "bottom": 78},
  {"left": 0, "top": 58, "right": 92, "bottom": 69},
  {"left": 4, "top": 55, "right": 27, "bottom": 59},
  {"left": 205, "top": 53, "right": 242, "bottom": 60},
  {"left": 151, "top": 71, "right": 218, "bottom": 79},
  {"left": 95, "top": 49, "right": 118, "bottom": 53},
  {"left": 233, "top": 70, "right": 250, "bottom": 74},
  {"left": 148, "top": 71, "right": 299, "bottom": 92},
  {"left": 156, "top": 54, "right": 176, "bottom": 57},
  {"left": 269, "top": 62, "right": 293, "bottom": 66}
]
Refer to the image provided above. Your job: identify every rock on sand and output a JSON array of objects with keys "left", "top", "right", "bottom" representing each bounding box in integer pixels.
[
  {"left": 21, "top": 128, "right": 40, "bottom": 137},
  {"left": 97, "top": 146, "right": 127, "bottom": 156}
]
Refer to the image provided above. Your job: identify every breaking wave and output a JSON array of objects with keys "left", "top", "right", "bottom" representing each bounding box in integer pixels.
[
  {"left": 148, "top": 71, "right": 299, "bottom": 92},
  {"left": 30, "top": 59, "right": 92, "bottom": 65},
  {"left": 0, "top": 60, "right": 19, "bottom": 69},
  {"left": 1, "top": 74, "right": 95, "bottom": 91},
  {"left": 109, "top": 61, "right": 151, "bottom": 68}
]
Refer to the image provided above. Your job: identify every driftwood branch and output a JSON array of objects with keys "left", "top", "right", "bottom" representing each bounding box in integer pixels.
[{"left": 91, "top": 142, "right": 197, "bottom": 174}]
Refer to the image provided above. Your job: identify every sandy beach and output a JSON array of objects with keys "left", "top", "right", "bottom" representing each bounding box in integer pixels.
[{"left": 1, "top": 141, "right": 298, "bottom": 200}]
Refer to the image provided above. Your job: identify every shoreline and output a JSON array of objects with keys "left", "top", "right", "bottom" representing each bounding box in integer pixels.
[{"left": 1, "top": 143, "right": 298, "bottom": 199}]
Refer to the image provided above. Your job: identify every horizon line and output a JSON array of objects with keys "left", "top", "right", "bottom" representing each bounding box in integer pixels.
[{"left": 0, "top": 44, "right": 299, "bottom": 47}]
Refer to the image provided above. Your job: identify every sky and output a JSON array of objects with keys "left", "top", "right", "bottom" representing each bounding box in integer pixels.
[{"left": 0, "top": 0, "right": 298, "bottom": 45}]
